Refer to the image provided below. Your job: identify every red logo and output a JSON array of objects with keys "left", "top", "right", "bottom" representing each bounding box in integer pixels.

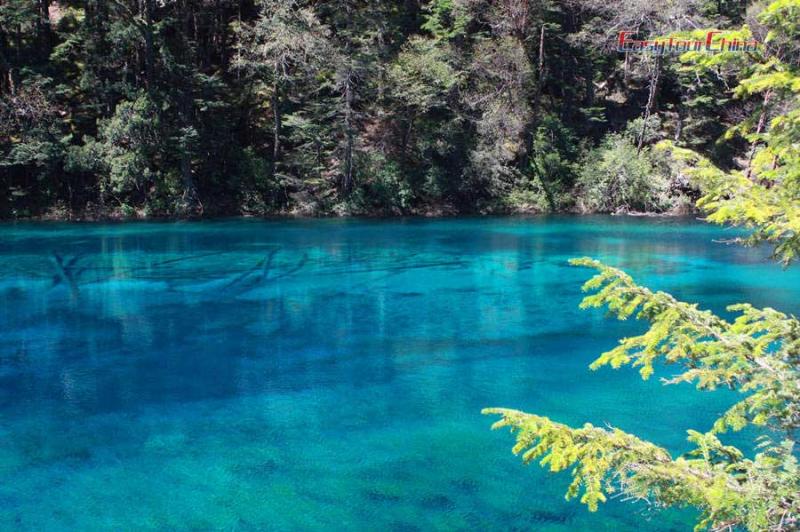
[{"left": 617, "top": 31, "right": 760, "bottom": 54}]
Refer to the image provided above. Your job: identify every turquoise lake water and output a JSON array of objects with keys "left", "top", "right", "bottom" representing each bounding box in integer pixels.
[{"left": 1, "top": 216, "right": 799, "bottom": 531}]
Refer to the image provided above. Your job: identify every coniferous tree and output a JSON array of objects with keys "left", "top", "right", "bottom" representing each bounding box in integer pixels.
[
  {"left": 484, "top": 3, "right": 800, "bottom": 529},
  {"left": 0, "top": 0, "right": 770, "bottom": 217}
]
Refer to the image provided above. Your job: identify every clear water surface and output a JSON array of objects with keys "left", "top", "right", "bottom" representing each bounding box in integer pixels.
[{"left": 1, "top": 216, "right": 798, "bottom": 531}]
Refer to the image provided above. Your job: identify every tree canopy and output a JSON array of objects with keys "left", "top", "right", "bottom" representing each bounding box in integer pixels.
[{"left": 0, "top": 0, "right": 780, "bottom": 218}]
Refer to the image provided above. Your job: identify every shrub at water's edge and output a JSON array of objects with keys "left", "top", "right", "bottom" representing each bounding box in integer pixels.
[{"left": 574, "top": 122, "right": 694, "bottom": 215}]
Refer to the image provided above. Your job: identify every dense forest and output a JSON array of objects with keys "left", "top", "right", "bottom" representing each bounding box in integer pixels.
[{"left": 0, "top": 0, "right": 775, "bottom": 218}]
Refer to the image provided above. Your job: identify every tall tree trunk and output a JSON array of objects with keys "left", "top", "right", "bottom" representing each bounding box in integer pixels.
[
  {"left": 523, "top": 25, "right": 546, "bottom": 172},
  {"left": 531, "top": 24, "right": 546, "bottom": 125},
  {"left": 623, "top": 52, "right": 630, "bottom": 87},
  {"left": 585, "top": 64, "right": 594, "bottom": 107},
  {"left": 214, "top": 0, "right": 222, "bottom": 63},
  {"left": 180, "top": 90, "right": 198, "bottom": 209},
  {"left": 180, "top": 153, "right": 196, "bottom": 207},
  {"left": 272, "top": 78, "right": 281, "bottom": 169},
  {"left": 37, "top": 0, "right": 52, "bottom": 57},
  {"left": 637, "top": 56, "right": 661, "bottom": 154},
  {"left": 142, "top": 0, "right": 155, "bottom": 92},
  {"left": 14, "top": 24, "right": 21, "bottom": 63},
  {"left": 0, "top": 29, "right": 11, "bottom": 95},
  {"left": 745, "top": 90, "right": 772, "bottom": 180},
  {"left": 342, "top": 71, "right": 355, "bottom": 195}
]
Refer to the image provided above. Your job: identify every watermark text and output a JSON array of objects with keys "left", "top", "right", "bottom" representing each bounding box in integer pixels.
[{"left": 617, "top": 31, "right": 760, "bottom": 55}]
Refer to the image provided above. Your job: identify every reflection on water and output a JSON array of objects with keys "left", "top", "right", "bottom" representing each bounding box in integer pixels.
[{"left": 1, "top": 216, "right": 798, "bottom": 530}]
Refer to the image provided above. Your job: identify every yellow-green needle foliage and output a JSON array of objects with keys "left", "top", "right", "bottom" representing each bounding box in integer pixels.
[
  {"left": 485, "top": 259, "right": 800, "bottom": 531},
  {"left": 486, "top": 4, "right": 800, "bottom": 529},
  {"left": 660, "top": 0, "right": 800, "bottom": 265}
]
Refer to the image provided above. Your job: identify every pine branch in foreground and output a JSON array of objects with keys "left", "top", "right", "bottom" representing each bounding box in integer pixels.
[{"left": 484, "top": 258, "right": 800, "bottom": 531}]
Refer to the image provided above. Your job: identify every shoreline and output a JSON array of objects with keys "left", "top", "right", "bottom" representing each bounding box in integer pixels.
[
  {"left": 3, "top": 204, "right": 698, "bottom": 223},
  {"left": 2, "top": 210, "right": 696, "bottom": 223}
]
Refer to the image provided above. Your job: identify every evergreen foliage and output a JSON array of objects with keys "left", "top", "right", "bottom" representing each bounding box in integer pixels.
[
  {"left": 484, "top": 3, "right": 800, "bottom": 530},
  {"left": 576, "top": 132, "right": 675, "bottom": 213},
  {"left": 3, "top": 0, "right": 760, "bottom": 218},
  {"left": 485, "top": 258, "right": 800, "bottom": 530}
]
